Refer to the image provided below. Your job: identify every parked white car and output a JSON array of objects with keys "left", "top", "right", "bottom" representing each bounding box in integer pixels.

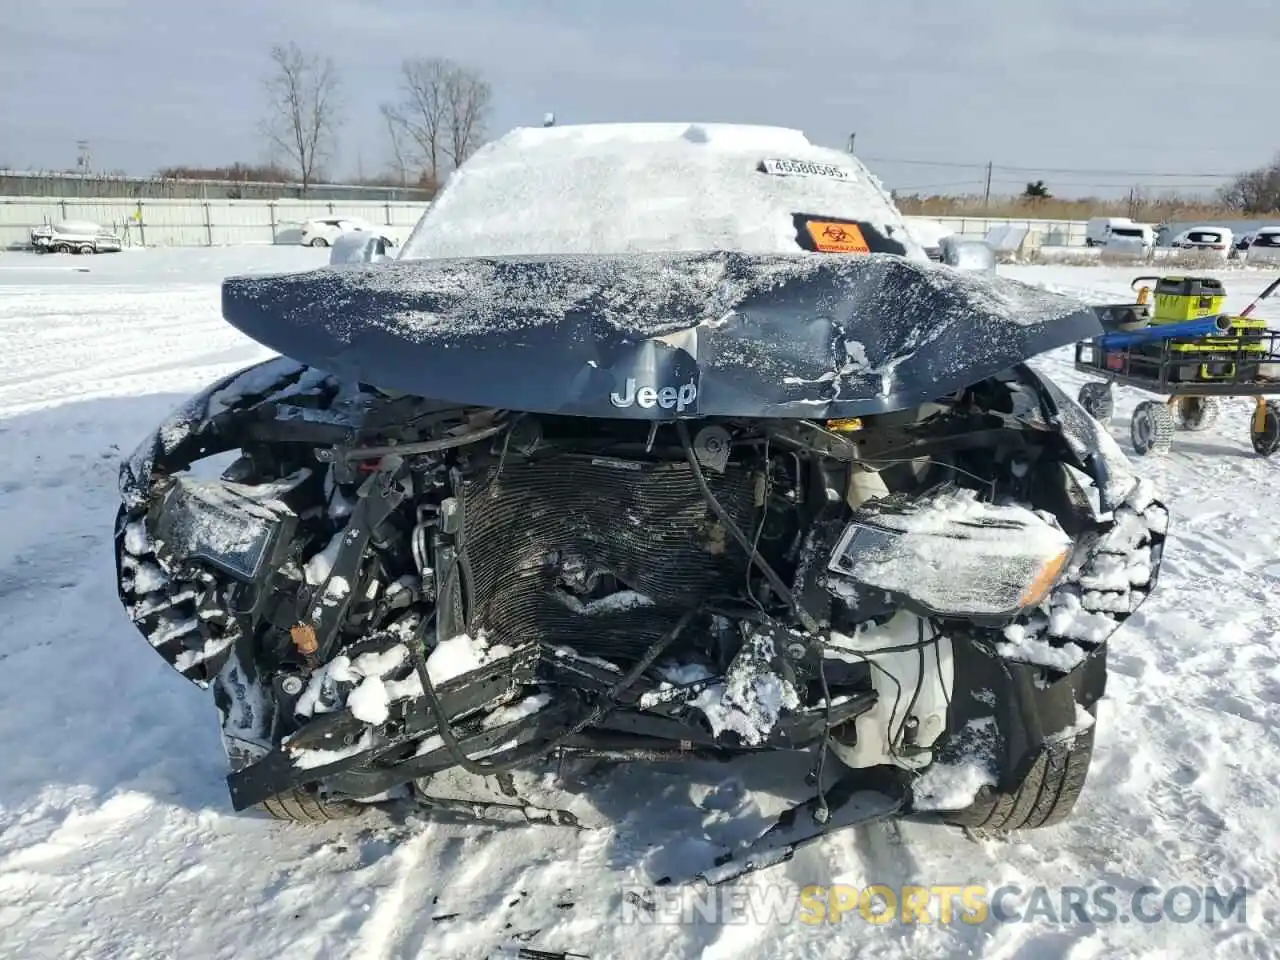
[
  {"left": 298, "top": 217, "right": 382, "bottom": 248},
  {"left": 938, "top": 234, "right": 996, "bottom": 272},
  {"left": 1103, "top": 223, "right": 1155, "bottom": 256},
  {"left": 1246, "top": 227, "right": 1280, "bottom": 265},
  {"left": 30, "top": 220, "right": 123, "bottom": 254},
  {"left": 1170, "top": 225, "right": 1233, "bottom": 259},
  {"left": 1085, "top": 216, "right": 1135, "bottom": 247},
  {"left": 328, "top": 230, "right": 395, "bottom": 265},
  {"left": 903, "top": 219, "right": 954, "bottom": 261}
]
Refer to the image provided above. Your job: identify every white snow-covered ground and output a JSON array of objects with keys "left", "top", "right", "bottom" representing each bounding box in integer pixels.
[{"left": 2, "top": 248, "right": 1280, "bottom": 959}]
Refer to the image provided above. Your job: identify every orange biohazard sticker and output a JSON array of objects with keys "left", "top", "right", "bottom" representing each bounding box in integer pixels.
[{"left": 804, "top": 220, "right": 871, "bottom": 254}]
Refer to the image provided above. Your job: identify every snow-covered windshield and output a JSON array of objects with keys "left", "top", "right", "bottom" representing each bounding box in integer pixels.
[{"left": 400, "top": 123, "right": 923, "bottom": 261}]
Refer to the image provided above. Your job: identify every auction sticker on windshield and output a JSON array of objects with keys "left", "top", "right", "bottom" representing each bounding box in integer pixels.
[
  {"left": 804, "top": 220, "right": 871, "bottom": 254},
  {"left": 760, "top": 158, "right": 851, "bottom": 179}
]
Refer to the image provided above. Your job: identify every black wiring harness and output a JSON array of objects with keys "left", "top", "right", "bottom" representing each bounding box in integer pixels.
[{"left": 399, "top": 419, "right": 952, "bottom": 823}]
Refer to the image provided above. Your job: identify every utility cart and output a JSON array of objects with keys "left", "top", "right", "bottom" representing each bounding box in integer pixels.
[{"left": 1074, "top": 275, "right": 1280, "bottom": 457}]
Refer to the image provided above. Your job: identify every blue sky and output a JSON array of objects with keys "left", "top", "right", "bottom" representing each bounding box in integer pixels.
[{"left": 1, "top": 0, "right": 1275, "bottom": 197}]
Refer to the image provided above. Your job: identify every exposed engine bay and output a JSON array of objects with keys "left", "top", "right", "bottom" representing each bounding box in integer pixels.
[{"left": 115, "top": 357, "right": 1167, "bottom": 840}]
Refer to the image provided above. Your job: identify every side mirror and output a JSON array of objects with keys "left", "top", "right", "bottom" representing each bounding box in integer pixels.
[
  {"left": 329, "top": 231, "right": 392, "bottom": 265},
  {"left": 939, "top": 236, "right": 997, "bottom": 273}
]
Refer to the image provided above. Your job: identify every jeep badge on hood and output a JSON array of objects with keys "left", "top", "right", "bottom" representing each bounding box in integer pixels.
[{"left": 609, "top": 377, "right": 699, "bottom": 412}]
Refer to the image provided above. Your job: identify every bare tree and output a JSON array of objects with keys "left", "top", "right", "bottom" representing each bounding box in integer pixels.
[
  {"left": 387, "top": 58, "right": 448, "bottom": 187},
  {"left": 1218, "top": 155, "right": 1280, "bottom": 215},
  {"left": 442, "top": 67, "right": 492, "bottom": 168},
  {"left": 383, "top": 57, "right": 491, "bottom": 188},
  {"left": 260, "top": 42, "right": 342, "bottom": 193},
  {"left": 380, "top": 104, "right": 409, "bottom": 186}
]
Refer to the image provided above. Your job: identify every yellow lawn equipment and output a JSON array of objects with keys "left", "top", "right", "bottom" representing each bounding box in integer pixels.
[{"left": 1074, "top": 276, "right": 1280, "bottom": 457}]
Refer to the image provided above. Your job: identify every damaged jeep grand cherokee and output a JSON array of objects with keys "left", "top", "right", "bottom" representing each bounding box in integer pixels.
[{"left": 113, "top": 123, "right": 1165, "bottom": 884}]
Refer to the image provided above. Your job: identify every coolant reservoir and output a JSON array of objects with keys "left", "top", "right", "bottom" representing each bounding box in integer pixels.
[{"left": 847, "top": 467, "right": 890, "bottom": 510}]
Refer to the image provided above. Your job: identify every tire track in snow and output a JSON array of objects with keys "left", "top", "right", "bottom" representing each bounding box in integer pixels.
[{"left": 346, "top": 830, "right": 435, "bottom": 960}]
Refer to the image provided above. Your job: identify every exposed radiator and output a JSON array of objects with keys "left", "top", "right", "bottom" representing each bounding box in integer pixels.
[{"left": 457, "top": 454, "right": 758, "bottom": 662}]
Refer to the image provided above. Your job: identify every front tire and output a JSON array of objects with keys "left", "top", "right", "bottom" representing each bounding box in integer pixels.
[
  {"left": 260, "top": 789, "right": 366, "bottom": 823},
  {"left": 944, "top": 722, "right": 1096, "bottom": 832},
  {"left": 309, "top": 237, "right": 328, "bottom": 248}
]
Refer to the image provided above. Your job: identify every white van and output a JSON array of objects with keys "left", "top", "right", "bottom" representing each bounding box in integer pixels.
[
  {"left": 1085, "top": 216, "right": 1134, "bottom": 247},
  {"left": 1103, "top": 223, "right": 1155, "bottom": 256},
  {"left": 1246, "top": 227, "right": 1280, "bottom": 264}
]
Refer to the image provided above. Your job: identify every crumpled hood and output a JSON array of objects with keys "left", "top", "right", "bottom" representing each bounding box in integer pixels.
[{"left": 220, "top": 251, "right": 1104, "bottom": 420}]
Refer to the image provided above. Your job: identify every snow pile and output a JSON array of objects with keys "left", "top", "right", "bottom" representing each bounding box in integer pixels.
[
  {"left": 911, "top": 718, "right": 1000, "bottom": 811},
  {"left": 119, "top": 518, "right": 168, "bottom": 599},
  {"left": 643, "top": 632, "right": 802, "bottom": 746},
  {"left": 1047, "top": 702, "right": 1097, "bottom": 745},
  {"left": 418, "top": 630, "right": 516, "bottom": 686},
  {"left": 999, "top": 466, "right": 1168, "bottom": 671},
  {"left": 294, "top": 644, "right": 408, "bottom": 722},
  {"left": 687, "top": 628, "right": 799, "bottom": 746},
  {"left": 997, "top": 620, "right": 1090, "bottom": 672},
  {"left": 302, "top": 530, "right": 343, "bottom": 584},
  {"left": 295, "top": 629, "right": 516, "bottom": 732}
]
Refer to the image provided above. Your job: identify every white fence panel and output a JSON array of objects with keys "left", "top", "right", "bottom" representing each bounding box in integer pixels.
[
  {"left": 0, "top": 196, "right": 436, "bottom": 249},
  {"left": 388, "top": 205, "right": 426, "bottom": 227},
  {"left": 906, "top": 216, "right": 1088, "bottom": 247},
  {"left": 0, "top": 198, "right": 1097, "bottom": 252}
]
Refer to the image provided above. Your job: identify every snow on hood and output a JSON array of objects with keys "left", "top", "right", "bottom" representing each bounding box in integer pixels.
[
  {"left": 400, "top": 122, "right": 925, "bottom": 262},
  {"left": 220, "top": 251, "right": 1105, "bottom": 420},
  {"left": 217, "top": 123, "right": 1111, "bottom": 421}
]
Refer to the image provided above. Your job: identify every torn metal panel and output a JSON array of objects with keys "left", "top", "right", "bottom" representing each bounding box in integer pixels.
[{"left": 220, "top": 251, "right": 1104, "bottom": 421}]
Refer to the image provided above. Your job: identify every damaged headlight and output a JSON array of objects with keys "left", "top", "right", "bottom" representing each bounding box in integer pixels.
[
  {"left": 151, "top": 477, "right": 298, "bottom": 581},
  {"left": 827, "top": 489, "right": 1072, "bottom": 622}
]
